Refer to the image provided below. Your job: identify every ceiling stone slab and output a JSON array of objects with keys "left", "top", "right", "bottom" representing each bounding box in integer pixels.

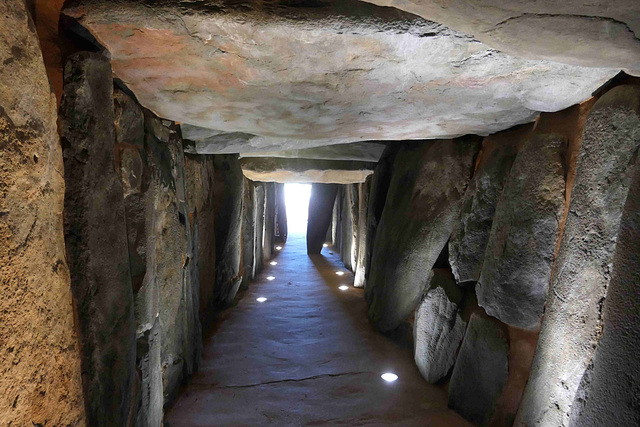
[
  {"left": 240, "top": 158, "right": 374, "bottom": 184},
  {"left": 64, "top": 0, "right": 619, "bottom": 152},
  {"left": 356, "top": 0, "right": 640, "bottom": 74},
  {"left": 239, "top": 142, "right": 386, "bottom": 162}
]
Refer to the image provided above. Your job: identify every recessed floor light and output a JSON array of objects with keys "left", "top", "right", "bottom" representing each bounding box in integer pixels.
[
  {"left": 276, "top": 246, "right": 283, "bottom": 250},
  {"left": 270, "top": 261, "right": 277, "bottom": 266},
  {"left": 267, "top": 276, "right": 275, "bottom": 281},
  {"left": 338, "top": 285, "right": 349, "bottom": 291},
  {"left": 336, "top": 271, "right": 344, "bottom": 276},
  {"left": 323, "top": 243, "right": 328, "bottom": 247},
  {"left": 381, "top": 373, "right": 398, "bottom": 382},
  {"left": 256, "top": 297, "right": 267, "bottom": 303}
]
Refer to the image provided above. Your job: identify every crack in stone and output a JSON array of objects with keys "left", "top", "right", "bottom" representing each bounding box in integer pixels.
[{"left": 190, "top": 371, "right": 372, "bottom": 389}]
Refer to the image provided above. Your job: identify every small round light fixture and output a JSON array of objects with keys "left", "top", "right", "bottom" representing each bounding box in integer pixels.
[
  {"left": 276, "top": 246, "right": 283, "bottom": 250},
  {"left": 338, "top": 285, "right": 349, "bottom": 291},
  {"left": 267, "top": 276, "right": 275, "bottom": 281},
  {"left": 256, "top": 297, "right": 267, "bottom": 303},
  {"left": 323, "top": 243, "right": 328, "bottom": 247},
  {"left": 381, "top": 373, "right": 398, "bottom": 383},
  {"left": 270, "top": 261, "right": 277, "bottom": 266},
  {"left": 335, "top": 271, "right": 345, "bottom": 276}
]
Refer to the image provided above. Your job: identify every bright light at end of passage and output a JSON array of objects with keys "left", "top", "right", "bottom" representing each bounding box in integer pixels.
[
  {"left": 267, "top": 276, "right": 275, "bottom": 281},
  {"left": 256, "top": 297, "right": 267, "bottom": 303},
  {"left": 270, "top": 261, "right": 277, "bottom": 266},
  {"left": 339, "top": 285, "right": 349, "bottom": 291},
  {"left": 276, "top": 246, "right": 283, "bottom": 250},
  {"left": 323, "top": 243, "right": 328, "bottom": 247},
  {"left": 381, "top": 373, "right": 398, "bottom": 382},
  {"left": 335, "top": 271, "right": 344, "bottom": 276}
]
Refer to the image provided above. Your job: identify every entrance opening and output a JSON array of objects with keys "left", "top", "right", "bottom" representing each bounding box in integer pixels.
[{"left": 284, "top": 183, "right": 312, "bottom": 234}]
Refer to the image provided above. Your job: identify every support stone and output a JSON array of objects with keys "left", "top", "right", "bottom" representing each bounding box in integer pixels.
[{"left": 307, "top": 184, "right": 339, "bottom": 254}]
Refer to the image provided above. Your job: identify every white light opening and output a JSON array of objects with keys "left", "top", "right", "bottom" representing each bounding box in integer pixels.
[
  {"left": 276, "top": 246, "right": 283, "bottom": 251},
  {"left": 270, "top": 261, "right": 277, "bottom": 266},
  {"left": 336, "top": 271, "right": 345, "bottom": 276},
  {"left": 381, "top": 373, "right": 398, "bottom": 382},
  {"left": 256, "top": 297, "right": 267, "bottom": 303},
  {"left": 285, "top": 183, "right": 312, "bottom": 234},
  {"left": 323, "top": 243, "right": 328, "bottom": 247},
  {"left": 267, "top": 276, "right": 275, "bottom": 281},
  {"left": 338, "top": 285, "right": 349, "bottom": 291}
]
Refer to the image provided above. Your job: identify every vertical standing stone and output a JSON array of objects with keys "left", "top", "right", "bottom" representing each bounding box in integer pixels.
[
  {"left": 0, "top": 2, "right": 85, "bottom": 424},
  {"left": 353, "top": 178, "right": 371, "bottom": 288},
  {"left": 516, "top": 85, "right": 640, "bottom": 427},
  {"left": 61, "top": 52, "right": 136, "bottom": 426},
  {"left": 367, "top": 138, "right": 479, "bottom": 332},
  {"left": 263, "top": 183, "right": 276, "bottom": 262},
  {"left": 241, "top": 178, "right": 256, "bottom": 290},
  {"left": 476, "top": 132, "right": 566, "bottom": 330},
  {"left": 307, "top": 184, "right": 338, "bottom": 254},
  {"left": 275, "top": 183, "right": 288, "bottom": 243},
  {"left": 253, "top": 183, "right": 266, "bottom": 275},
  {"left": 213, "top": 154, "right": 244, "bottom": 307},
  {"left": 339, "top": 185, "right": 358, "bottom": 271}
]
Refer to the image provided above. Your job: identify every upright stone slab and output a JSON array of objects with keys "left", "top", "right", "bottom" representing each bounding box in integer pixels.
[
  {"left": 353, "top": 179, "right": 371, "bottom": 288},
  {"left": 307, "top": 184, "right": 339, "bottom": 254},
  {"left": 275, "top": 183, "right": 288, "bottom": 243},
  {"left": 414, "top": 270, "right": 466, "bottom": 384},
  {"left": 516, "top": 85, "right": 640, "bottom": 427},
  {"left": 61, "top": 52, "right": 136, "bottom": 426},
  {"left": 241, "top": 178, "right": 256, "bottom": 290},
  {"left": 0, "top": 2, "right": 85, "bottom": 424},
  {"left": 448, "top": 313, "right": 509, "bottom": 425},
  {"left": 213, "top": 155, "right": 244, "bottom": 307},
  {"left": 568, "top": 160, "right": 640, "bottom": 427},
  {"left": 253, "top": 183, "right": 266, "bottom": 275},
  {"left": 367, "top": 138, "right": 479, "bottom": 332},
  {"left": 477, "top": 132, "right": 566, "bottom": 330},
  {"left": 340, "top": 185, "right": 358, "bottom": 271},
  {"left": 263, "top": 183, "right": 276, "bottom": 262},
  {"left": 449, "top": 126, "right": 526, "bottom": 284}
]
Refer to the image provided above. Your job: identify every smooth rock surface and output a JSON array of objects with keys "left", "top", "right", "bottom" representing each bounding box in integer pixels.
[
  {"left": 340, "top": 185, "right": 359, "bottom": 271},
  {"left": 61, "top": 51, "right": 136, "bottom": 426},
  {"left": 0, "top": 2, "right": 86, "bottom": 423},
  {"left": 307, "top": 184, "right": 339, "bottom": 255},
  {"left": 477, "top": 132, "right": 566, "bottom": 330},
  {"left": 353, "top": 179, "right": 371, "bottom": 288},
  {"left": 449, "top": 124, "right": 529, "bottom": 284},
  {"left": 448, "top": 313, "right": 509, "bottom": 426},
  {"left": 367, "top": 138, "right": 479, "bottom": 332},
  {"left": 516, "top": 85, "right": 640, "bottom": 427},
  {"left": 240, "top": 158, "right": 374, "bottom": 184},
  {"left": 358, "top": 0, "right": 640, "bottom": 72},
  {"left": 414, "top": 271, "right": 466, "bottom": 384},
  {"left": 240, "top": 142, "right": 386, "bottom": 162},
  {"left": 63, "top": 0, "right": 618, "bottom": 151}
]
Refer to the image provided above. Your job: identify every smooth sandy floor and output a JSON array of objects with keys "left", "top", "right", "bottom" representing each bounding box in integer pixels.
[{"left": 165, "top": 233, "right": 472, "bottom": 426}]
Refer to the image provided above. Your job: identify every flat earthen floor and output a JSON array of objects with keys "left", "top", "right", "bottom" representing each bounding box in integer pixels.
[{"left": 165, "top": 234, "right": 471, "bottom": 426}]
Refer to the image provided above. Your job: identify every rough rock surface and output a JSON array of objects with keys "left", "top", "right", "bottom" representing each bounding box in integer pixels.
[
  {"left": 358, "top": 0, "right": 640, "bottom": 73},
  {"left": 339, "top": 185, "right": 359, "bottom": 271},
  {"left": 414, "top": 270, "right": 466, "bottom": 384},
  {"left": 60, "top": 52, "right": 136, "bottom": 426},
  {"left": 353, "top": 179, "right": 371, "bottom": 288},
  {"left": 568, "top": 160, "right": 640, "bottom": 427},
  {"left": 214, "top": 155, "right": 244, "bottom": 307},
  {"left": 239, "top": 142, "right": 386, "bottom": 162},
  {"left": 307, "top": 184, "right": 339, "bottom": 255},
  {"left": 367, "top": 138, "right": 479, "bottom": 332},
  {"left": 63, "top": 0, "right": 618, "bottom": 152},
  {"left": 241, "top": 178, "right": 256, "bottom": 290},
  {"left": 449, "top": 125, "right": 529, "bottom": 284},
  {"left": 0, "top": 2, "right": 86, "bottom": 424},
  {"left": 476, "top": 132, "right": 566, "bottom": 330},
  {"left": 253, "top": 183, "right": 266, "bottom": 276},
  {"left": 448, "top": 313, "right": 509, "bottom": 425},
  {"left": 263, "top": 183, "right": 276, "bottom": 263},
  {"left": 240, "top": 158, "right": 374, "bottom": 184},
  {"left": 516, "top": 85, "right": 640, "bottom": 427}
]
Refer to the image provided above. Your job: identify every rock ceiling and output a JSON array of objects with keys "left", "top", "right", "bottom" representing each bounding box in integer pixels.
[{"left": 63, "top": 0, "right": 630, "bottom": 155}]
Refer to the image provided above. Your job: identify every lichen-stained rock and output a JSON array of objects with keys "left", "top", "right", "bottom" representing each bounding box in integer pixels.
[
  {"left": 516, "top": 85, "right": 640, "bottom": 427},
  {"left": 414, "top": 270, "right": 466, "bottom": 384},
  {"left": 568, "top": 160, "right": 640, "bottom": 427},
  {"left": 60, "top": 52, "right": 136, "bottom": 426},
  {"left": 353, "top": 179, "right": 371, "bottom": 288},
  {"left": 356, "top": 0, "right": 640, "bottom": 73},
  {"left": 477, "top": 132, "right": 566, "bottom": 330},
  {"left": 62, "top": 0, "right": 618, "bottom": 152},
  {"left": 0, "top": 2, "right": 86, "bottom": 424},
  {"left": 240, "top": 158, "right": 374, "bottom": 184},
  {"left": 213, "top": 155, "right": 244, "bottom": 307},
  {"left": 307, "top": 184, "right": 339, "bottom": 255},
  {"left": 449, "top": 124, "right": 531, "bottom": 284},
  {"left": 448, "top": 313, "right": 509, "bottom": 426},
  {"left": 367, "top": 138, "right": 479, "bottom": 332}
]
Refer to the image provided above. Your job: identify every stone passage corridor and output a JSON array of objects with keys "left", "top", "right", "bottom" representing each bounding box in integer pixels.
[{"left": 165, "top": 234, "right": 471, "bottom": 426}]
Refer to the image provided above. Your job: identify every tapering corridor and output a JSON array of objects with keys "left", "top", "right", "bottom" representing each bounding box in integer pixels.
[{"left": 165, "top": 233, "right": 470, "bottom": 426}]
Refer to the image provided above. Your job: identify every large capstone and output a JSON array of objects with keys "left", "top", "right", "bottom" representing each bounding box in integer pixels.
[
  {"left": 240, "top": 158, "right": 374, "bottom": 184},
  {"left": 367, "top": 138, "right": 479, "bottom": 332}
]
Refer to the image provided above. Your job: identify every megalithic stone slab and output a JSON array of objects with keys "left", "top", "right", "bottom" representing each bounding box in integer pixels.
[
  {"left": 307, "top": 184, "right": 339, "bottom": 254},
  {"left": 367, "top": 138, "right": 479, "bottom": 332},
  {"left": 477, "top": 131, "right": 566, "bottom": 330},
  {"left": 275, "top": 183, "right": 288, "bottom": 243},
  {"left": 515, "top": 85, "right": 640, "bottom": 427},
  {"left": 448, "top": 313, "right": 509, "bottom": 425},
  {"left": 354, "top": 178, "right": 371, "bottom": 288},
  {"left": 449, "top": 125, "right": 529, "bottom": 284},
  {"left": 61, "top": 51, "right": 136, "bottom": 426},
  {"left": 414, "top": 270, "right": 466, "bottom": 384},
  {"left": 241, "top": 178, "right": 256, "bottom": 290},
  {"left": 213, "top": 154, "right": 244, "bottom": 307}
]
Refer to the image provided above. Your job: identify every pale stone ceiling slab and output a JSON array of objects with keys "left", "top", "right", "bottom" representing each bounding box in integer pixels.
[{"left": 63, "top": 0, "right": 620, "bottom": 153}]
